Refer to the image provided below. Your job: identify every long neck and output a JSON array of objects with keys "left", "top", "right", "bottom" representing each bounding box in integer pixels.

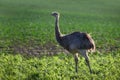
[{"left": 55, "top": 16, "right": 62, "bottom": 42}]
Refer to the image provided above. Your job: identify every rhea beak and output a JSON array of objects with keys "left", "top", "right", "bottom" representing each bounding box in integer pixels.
[
  {"left": 51, "top": 14, "right": 54, "bottom": 16},
  {"left": 51, "top": 12, "right": 54, "bottom": 16}
]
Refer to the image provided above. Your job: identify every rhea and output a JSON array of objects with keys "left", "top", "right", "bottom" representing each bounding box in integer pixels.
[{"left": 51, "top": 12, "right": 95, "bottom": 73}]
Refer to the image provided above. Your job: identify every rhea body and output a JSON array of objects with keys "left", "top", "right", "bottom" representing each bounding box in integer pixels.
[{"left": 51, "top": 12, "right": 95, "bottom": 73}]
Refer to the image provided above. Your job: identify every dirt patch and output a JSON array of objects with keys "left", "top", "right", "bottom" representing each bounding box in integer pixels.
[
  {"left": 12, "top": 42, "right": 68, "bottom": 56},
  {"left": 0, "top": 39, "right": 119, "bottom": 55}
]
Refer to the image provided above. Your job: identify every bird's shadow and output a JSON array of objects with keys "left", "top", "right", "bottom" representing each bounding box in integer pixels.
[{"left": 91, "top": 69, "right": 101, "bottom": 74}]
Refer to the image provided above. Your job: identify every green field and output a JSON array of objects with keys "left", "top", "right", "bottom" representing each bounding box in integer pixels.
[{"left": 0, "top": 0, "right": 120, "bottom": 79}]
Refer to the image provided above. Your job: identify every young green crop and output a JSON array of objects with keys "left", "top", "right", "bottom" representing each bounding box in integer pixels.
[{"left": 0, "top": 53, "right": 120, "bottom": 80}]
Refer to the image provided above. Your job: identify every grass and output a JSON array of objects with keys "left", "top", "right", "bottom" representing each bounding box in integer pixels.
[
  {"left": 0, "top": 53, "right": 120, "bottom": 80},
  {"left": 0, "top": 0, "right": 120, "bottom": 79}
]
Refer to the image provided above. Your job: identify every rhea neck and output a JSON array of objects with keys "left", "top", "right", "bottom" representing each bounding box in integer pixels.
[{"left": 54, "top": 15, "right": 62, "bottom": 43}]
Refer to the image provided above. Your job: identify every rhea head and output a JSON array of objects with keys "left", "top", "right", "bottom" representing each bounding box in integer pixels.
[{"left": 51, "top": 12, "right": 60, "bottom": 18}]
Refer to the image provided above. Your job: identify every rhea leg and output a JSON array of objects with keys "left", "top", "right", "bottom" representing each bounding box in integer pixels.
[
  {"left": 80, "top": 50, "right": 92, "bottom": 73},
  {"left": 74, "top": 53, "right": 79, "bottom": 73},
  {"left": 85, "top": 58, "right": 92, "bottom": 73}
]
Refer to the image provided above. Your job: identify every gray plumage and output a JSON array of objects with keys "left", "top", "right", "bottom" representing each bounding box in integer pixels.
[{"left": 51, "top": 12, "right": 95, "bottom": 73}]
